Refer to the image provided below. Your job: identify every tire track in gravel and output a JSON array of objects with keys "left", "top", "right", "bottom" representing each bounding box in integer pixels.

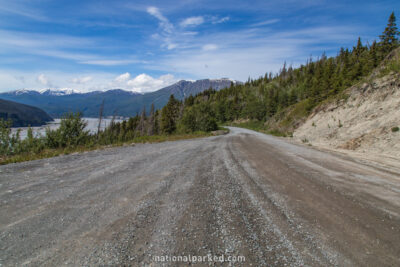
[
  {"left": 228, "top": 130, "right": 400, "bottom": 266},
  {"left": 224, "top": 139, "right": 320, "bottom": 266}
]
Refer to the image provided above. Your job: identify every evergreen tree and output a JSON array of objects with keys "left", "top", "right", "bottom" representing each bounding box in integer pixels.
[
  {"left": 160, "top": 95, "right": 181, "bottom": 134},
  {"left": 380, "top": 12, "right": 399, "bottom": 52}
]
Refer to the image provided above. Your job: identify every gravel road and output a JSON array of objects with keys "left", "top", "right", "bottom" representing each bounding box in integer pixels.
[{"left": 1, "top": 127, "right": 399, "bottom": 266}]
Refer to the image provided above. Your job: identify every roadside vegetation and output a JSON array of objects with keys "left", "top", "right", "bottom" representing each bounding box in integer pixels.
[{"left": 0, "top": 108, "right": 215, "bottom": 164}]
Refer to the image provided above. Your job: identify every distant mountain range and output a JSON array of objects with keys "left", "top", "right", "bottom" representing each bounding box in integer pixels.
[
  {"left": 0, "top": 78, "right": 239, "bottom": 118},
  {"left": 0, "top": 98, "right": 53, "bottom": 127}
]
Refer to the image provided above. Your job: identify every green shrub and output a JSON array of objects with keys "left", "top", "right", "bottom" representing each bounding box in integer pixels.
[
  {"left": 0, "top": 119, "right": 21, "bottom": 155},
  {"left": 392, "top": 126, "right": 399, "bottom": 132},
  {"left": 180, "top": 103, "right": 218, "bottom": 132},
  {"left": 45, "top": 113, "right": 90, "bottom": 148},
  {"left": 180, "top": 107, "right": 197, "bottom": 132}
]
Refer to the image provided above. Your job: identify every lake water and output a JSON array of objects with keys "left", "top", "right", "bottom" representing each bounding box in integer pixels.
[{"left": 11, "top": 118, "right": 124, "bottom": 140}]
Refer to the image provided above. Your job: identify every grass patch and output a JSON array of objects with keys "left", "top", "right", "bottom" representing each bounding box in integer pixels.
[
  {"left": 0, "top": 132, "right": 211, "bottom": 165},
  {"left": 380, "top": 56, "right": 400, "bottom": 76},
  {"left": 273, "top": 99, "right": 312, "bottom": 133}
]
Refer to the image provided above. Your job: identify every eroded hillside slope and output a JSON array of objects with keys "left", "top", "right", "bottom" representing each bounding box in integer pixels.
[{"left": 294, "top": 55, "right": 400, "bottom": 166}]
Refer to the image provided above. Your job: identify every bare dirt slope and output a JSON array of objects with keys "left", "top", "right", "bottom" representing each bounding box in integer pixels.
[
  {"left": 1, "top": 127, "right": 399, "bottom": 266},
  {"left": 294, "top": 72, "right": 400, "bottom": 168}
]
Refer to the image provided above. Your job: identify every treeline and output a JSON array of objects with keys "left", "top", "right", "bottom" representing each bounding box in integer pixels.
[{"left": 101, "top": 93, "right": 218, "bottom": 144}]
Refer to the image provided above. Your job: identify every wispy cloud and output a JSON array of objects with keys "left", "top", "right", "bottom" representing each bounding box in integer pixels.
[
  {"left": 147, "top": 6, "right": 173, "bottom": 33},
  {"left": 0, "top": 29, "right": 144, "bottom": 66},
  {"left": 211, "top": 16, "right": 230, "bottom": 24},
  {"left": 0, "top": 30, "right": 93, "bottom": 49},
  {"left": 0, "top": 2, "right": 48, "bottom": 21},
  {"left": 180, "top": 16, "right": 204, "bottom": 27},
  {"left": 79, "top": 59, "right": 142, "bottom": 66},
  {"left": 149, "top": 25, "right": 361, "bottom": 81},
  {"left": 202, "top": 44, "right": 218, "bottom": 51},
  {"left": 145, "top": 8, "right": 229, "bottom": 51},
  {"left": 146, "top": 6, "right": 180, "bottom": 49},
  {"left": 251, "top": 19, "right": 280, "bottom": 27}
]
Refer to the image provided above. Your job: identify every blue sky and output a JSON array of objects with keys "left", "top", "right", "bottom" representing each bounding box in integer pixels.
[{"left": 0, "top": 0, "right": 399, "bottom": 93}]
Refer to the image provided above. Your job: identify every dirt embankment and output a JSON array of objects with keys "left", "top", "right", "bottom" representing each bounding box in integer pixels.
[{"left": 294, "top": 72, "right": 400, "bottom": 168}]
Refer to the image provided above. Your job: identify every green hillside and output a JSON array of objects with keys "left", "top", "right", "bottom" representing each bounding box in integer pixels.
[{"left": 0, "top": 98, "right": 53, "bottom": 127}]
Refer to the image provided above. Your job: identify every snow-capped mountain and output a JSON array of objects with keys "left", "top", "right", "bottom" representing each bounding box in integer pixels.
[
  {"left": 11, "top": 88, "right": 81, "bottom": 96},
  {"left": 39, "top": 88, "right": 81, "bottom": 96}
]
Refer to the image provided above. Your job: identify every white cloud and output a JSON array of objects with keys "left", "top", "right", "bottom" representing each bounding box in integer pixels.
[
  {"left": 180, "top": 16, "right": 204, "bottom": 27},
  {"left": 114, "top": 72, "right": 131, "bottom": 83},
  {"left": 202, "top": 44, "right": 218, "bottom": 51},
  {"left": 71, "top": 76, "right": 93, "bottom": 84},
  {"left": 37, "top": 74, "right": 51, "bottom": 86},
  {"left": 126, "top": 73, "right": 176, "bottom": 93}
]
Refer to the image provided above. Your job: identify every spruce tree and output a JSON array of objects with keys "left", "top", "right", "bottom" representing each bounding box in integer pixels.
[
  {"left": 160, "top": 95, "right": 180, "bottom": 134},
  {"left": 380, "top": 12, "right": 399, "bottom": 52}
]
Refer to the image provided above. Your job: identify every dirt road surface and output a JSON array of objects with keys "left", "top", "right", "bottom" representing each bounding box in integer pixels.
[{"left": 1, "top": 127, "right": 399, "bottom": 266}]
